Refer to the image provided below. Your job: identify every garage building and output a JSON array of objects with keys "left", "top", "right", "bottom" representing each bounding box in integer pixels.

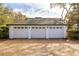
[{"left": 7, "top": 18, "right": 67, "bottom": 39}]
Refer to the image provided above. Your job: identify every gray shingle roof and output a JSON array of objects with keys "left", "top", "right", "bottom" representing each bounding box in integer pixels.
[{"left": 15, "top": 17, "right": 67, "bottom": 25}]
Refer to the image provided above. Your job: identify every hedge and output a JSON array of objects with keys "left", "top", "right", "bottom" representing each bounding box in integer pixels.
[
  {"left": 67, "top": 29, "right": 79, "bottom": 39},
  {"left": 0, "top": 26, "right": 9, "bottom": 39}
]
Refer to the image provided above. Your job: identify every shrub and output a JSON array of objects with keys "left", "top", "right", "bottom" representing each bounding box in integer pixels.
[
  {"left": 0, "top": 26, "right": 9, "bottom": 39},
  {"left": 67, "top": 29, "right": 79, "bottom": 39}
]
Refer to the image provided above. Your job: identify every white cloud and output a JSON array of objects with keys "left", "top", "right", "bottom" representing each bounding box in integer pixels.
[
  {"left": 1, "top": 0, "right": 79, "bottom": 3},
  {"left": 1, "top": 0, "right": 50, "bottom": 3},
  {"left": 12, "top": 3, "right": 63, "bottom": 18},
  {"left": 50, "top": 0, "right": 79, "bottom": 3},
  {"left": 13, "top": 9, "right": 23, "bottom": 12}
]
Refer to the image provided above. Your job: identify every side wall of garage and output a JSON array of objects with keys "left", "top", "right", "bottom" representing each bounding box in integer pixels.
[{"left": 9, "top": 26, "right": 14, "bottom": 39}]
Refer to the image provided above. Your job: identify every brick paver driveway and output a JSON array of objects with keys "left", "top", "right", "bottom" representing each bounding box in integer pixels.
[{"left": 0, "top": 39, "right": 79, "bottom": 56}]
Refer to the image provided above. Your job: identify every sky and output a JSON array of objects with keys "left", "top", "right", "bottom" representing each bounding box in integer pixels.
[
  {"left": 1, "top": 0, "right": 79, "bottom": 3},
  {"left": 1, "top": 0, "right": 78, "bottom": 18},
  {"left": 3, "top": 3, "right": 64, "bottom": 18}
]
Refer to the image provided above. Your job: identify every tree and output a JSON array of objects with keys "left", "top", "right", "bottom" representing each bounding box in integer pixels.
[
  {"left": 0, "top": 3, "right": 16, "bottom": 25},
  {"left": 0, "top": 3, "right": 5, "bottom": 25},
  {"left": 67, "top": 3, "right": 79, "bottom": 30},
  {"left": 0, "top": 3, "right": 28, "bottom": 38},
  {"left": 0, "top": 3, "right": 28, "bottom": 25},
  {"left": 15, "top": 12, "right": 25, "bottom": 20},
  {"left": 50, "top": 3, "right": 72, "bottom": 20}
]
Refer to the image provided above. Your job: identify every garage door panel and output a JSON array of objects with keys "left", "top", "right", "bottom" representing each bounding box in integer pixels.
[
  {"left": 13, "top": 29, "right": 28, "bottom": 38},
  {"left": 31, "top": 29, "right": 46, "bottom": 38},
  {"left": 48, "top": 29, "right": 64, "bottom": 38}
]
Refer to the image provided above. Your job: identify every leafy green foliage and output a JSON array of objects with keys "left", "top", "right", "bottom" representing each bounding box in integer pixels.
[
  {"left": 0, "top": 4, "right": 16, "bottom": 25},
  {"left": 67, "top": 3, "right": 79, "bottom": 39},
  {"left": 67, "top": 30, "right": 79, "bottom": 39},
  {"left": 68, "top": 3, "right": 79, "bottom": 29},
  {"left": 0, "top": 3, "right": 27, "bottom": 38},
  {"left": 0, "top": 26, "right": 9, "bottom": 39}
]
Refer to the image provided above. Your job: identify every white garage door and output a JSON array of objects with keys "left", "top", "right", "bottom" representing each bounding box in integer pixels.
[
  {"left": 48, "top": 27, "right": 64, "bottom": 38},
  {"left": 31, "top": 27, "right": 46, "bottom": 38},
  {"left": 13, "top": 27, "right": 28, "bottom": 38}
]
